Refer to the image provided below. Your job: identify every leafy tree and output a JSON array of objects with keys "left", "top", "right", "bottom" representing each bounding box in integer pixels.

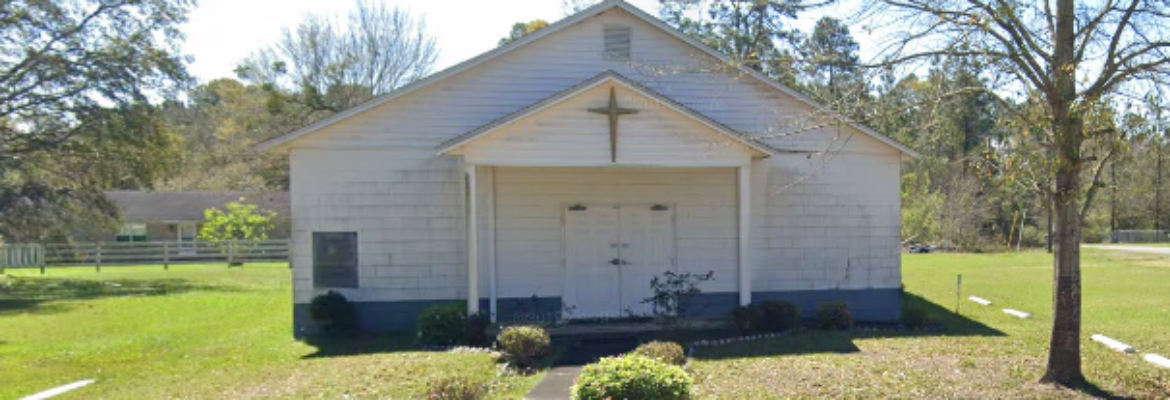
[
  {"left": 0, "top": 0, "right": 192, "bottom": 242},
  {"left": 800, "top": 17, "right": 869, "bottom": 119},
  {"left": 499, "top": 20, "right": 551, "bottom": 45},
  {"left": 237, "top": 0, "right": 439, "bottom": 113},
  {"left": 801, "top": 18, "right": 860, "bottom": 96},
  {"left": 199, "top": 200, "right": 277, "bottom": 266},
  {"left": 865, "top": 0, "right": 1170, "bottom": 386},
  {"left": 158, "top": 79, "right": 308, "bottom": 191},
  {"left": 199, "top": 200, "right": 277, "bottom": 243},
  {"left": 658, "top": 0, "right": 827, "bottom": 86}
]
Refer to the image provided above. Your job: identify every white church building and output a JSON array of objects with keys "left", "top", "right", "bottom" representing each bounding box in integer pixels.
[{"left": 257, "top": 0, "right": 917, "bottom": 334}]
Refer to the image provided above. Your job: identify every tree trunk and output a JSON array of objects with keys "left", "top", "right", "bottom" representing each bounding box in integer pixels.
[
  {"left": 1043, "top": 160, "right": 1086, "bottom": 386},
  {"left": 1053, "top": 197, "right": 1062, "bottom": 251},
  {"left": 1042, "top": 0, "right": 1086, "bottom": 386}
]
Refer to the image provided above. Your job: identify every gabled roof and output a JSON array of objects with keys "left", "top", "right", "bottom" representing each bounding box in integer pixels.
[
  {"left": 436, "top": 70, "right": 774, "bottom": 157},
  {"left": 105, "top": 191, "right": 289, "bottom": 223},
  {"left": 255, "top": 0, "right": 918, "bottom": 159}
]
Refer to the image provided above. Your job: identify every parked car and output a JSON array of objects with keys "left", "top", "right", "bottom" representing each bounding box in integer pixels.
[{"left": 908, "top": 244, "right": 932, "bottom": 254}]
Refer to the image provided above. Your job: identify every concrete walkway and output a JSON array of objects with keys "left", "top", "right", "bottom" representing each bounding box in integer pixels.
[
  {"left": 1086, "top": 244, "right": 1170, "bottom": 256},
  {"left": 526, "top": 338, "right": 639, "bottom": 400}
]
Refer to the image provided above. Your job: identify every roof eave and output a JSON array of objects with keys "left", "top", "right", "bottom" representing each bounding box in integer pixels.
[
  {"left": 257, "top": 0, "right": 917, "bottom": 159},
  {"left": 254, "top": 0, "right": 627, "bottom": 154}
]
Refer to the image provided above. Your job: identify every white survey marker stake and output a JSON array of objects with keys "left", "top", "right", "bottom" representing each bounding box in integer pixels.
[
  {"left": 1145, "top": 354, "right": 1170, "bottom": 369},
  {"left": 20, "top": 379, "right": 95, "bottom": 400},
  {"left": 1091, "top": 334, "right": 1136, "bottom": 353},
  {"left": 968, "top": 296, "right": 992, "bottom": 306},
  {"left": 1003, "top": 309, "right": 1031, "bottom": 319}
]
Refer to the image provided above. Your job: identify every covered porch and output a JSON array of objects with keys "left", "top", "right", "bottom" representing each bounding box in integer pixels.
[{"left": 437, "top": 71, "right": 774, "bottom": 323}]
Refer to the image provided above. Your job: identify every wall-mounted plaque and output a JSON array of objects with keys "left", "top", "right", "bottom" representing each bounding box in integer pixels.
[{"left": 313, "top": 232, "right": 359, "bottom": 288}]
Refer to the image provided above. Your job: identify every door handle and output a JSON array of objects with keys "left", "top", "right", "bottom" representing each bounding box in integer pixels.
[{"left": 610, "top": 258, "right": 622, "bottom": 266}]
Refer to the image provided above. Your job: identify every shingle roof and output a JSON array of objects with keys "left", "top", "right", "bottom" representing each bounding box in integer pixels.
[
  {"left": 104, "top": 191, "right": 290, "bottom": 223},
  {"left": 254, "top": 0, "right": 918, "bottom": 159}
]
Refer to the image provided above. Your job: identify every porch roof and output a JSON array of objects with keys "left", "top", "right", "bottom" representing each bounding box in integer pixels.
[{"left": 435, "top": 70, "right": 776, "bottom": 159}]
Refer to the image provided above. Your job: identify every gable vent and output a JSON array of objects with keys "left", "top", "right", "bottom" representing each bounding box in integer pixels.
[{"left": 604, "top": 25, "right": 631, "bottom": 61}]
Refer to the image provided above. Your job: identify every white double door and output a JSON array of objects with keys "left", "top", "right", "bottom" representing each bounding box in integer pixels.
[{"left": 564, "top": 204, "right": 675, "bottom": 319}]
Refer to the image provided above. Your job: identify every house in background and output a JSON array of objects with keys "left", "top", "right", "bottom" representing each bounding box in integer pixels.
[
  {"left": 258, "top": 0, "right": 917, "bottom": 336},
  {"left": 104, "top": 191, "right": 290, "bottom": 245}
]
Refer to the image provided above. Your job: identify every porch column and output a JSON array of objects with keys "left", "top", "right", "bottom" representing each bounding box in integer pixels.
[
  {"left": 466, "top": 164, "right": 480, "bottom": 315},
  {"left": 738, "top": 164, "right": 752, "bottom": 306},
  {"left": 485, "top": 167, "right": 498, "bottom": 323}
]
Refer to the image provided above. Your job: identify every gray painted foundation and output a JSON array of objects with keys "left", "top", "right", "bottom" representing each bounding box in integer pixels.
[{"left": 294, "top": 288, "right": 901, "bottom": 336}]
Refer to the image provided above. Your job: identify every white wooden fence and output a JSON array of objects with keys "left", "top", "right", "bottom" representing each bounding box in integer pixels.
[
  {"left": 1, "top": 244, "right": 44, "bottom": 268},
  {"left": 0, "top": 240, "right": 288, "bottom": 273}
]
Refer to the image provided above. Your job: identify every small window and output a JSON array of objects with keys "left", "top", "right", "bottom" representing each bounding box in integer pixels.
[
  {"left": 313, "top": 232, "right": 359, "bottom": 288},
  {"left": 604, "top": 25, "right": 631, "bottom": 61},
  {"left": 116, "top": 223, "right": 148, "bottom": 242}
]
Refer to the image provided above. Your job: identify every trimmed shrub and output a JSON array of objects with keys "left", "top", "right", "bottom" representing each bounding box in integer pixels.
[
  {"left": 464, "top": 312, "right": 491, "bottom": 347},
  {"left": 633, "top": 341, "right": 686, "bottom": 366},
  {"left": 757, "top": 301, "right": 801, "bottom": 332},
  {"left": 496, "top": 325, "right": 551, "bottom": 369},
  {"left": 901, "top": 307, "right": 928, "bottom": 329},
  {"left": 426, "top": 376, "right": 486, "bottom": 400},
  {"left": 308, "top": 291, "right": 356, "bottom": 334},
  {"left": 572, "top": 355, "right": 692, "bottom": 400},
  {"left": 815, "top": 301, "right": 853, "bottom": 330},
  {"left": 729, "top": 305, "right": 760, "bottom": 334},
  {"left": 418, "top": 303, "right": 467, "bottom": 346}
]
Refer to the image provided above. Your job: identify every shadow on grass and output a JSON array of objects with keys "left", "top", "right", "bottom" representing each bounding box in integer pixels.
[
  {"left": 0, "top": 275, "right": 246, "bottom": 315},
  {"left": 1070, "top": 381, "right": 1134, "bottom": 400},
  {"left": 690, "top": 292, "right": 1005, "bottom": 360},
  {"left": 903, "top": 292, "right": 1005, "bottom": 337},
  {"left": 300, "top": 333, "right": 419, "bottom": 359}
]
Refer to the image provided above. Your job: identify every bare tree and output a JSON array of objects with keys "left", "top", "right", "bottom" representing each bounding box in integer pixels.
[
  {"left": 237, "top": 0, "right": 439, "bottom": 113},
  {"left": 859, "top": 0, "right": 1170, "bottom": 387}
]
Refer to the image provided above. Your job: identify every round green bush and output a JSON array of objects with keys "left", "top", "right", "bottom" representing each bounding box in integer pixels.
[
  {"left": 418, "top": 303, "right": 467, "bottom": 346},
  {"left": 757, "top": 301, "right": 801, "bottom": 332},
  {"left": 815, "top": 301, "right": 853, "bottom": 330},
  {"left": 463, "top": 312, "right": 491, "bottom": 347},
  {"left": 572, "top": 355, "right": 693, "bottom": 400},
  {"left": 633, "top": 341, "right": 686, "bottom": 366},
  {"left": 901, "top": 307, "right": 928, "bottom": 329},
  {"left": 728, "top": 305, "right": 760, "bottom": 334},
  {"left": 308, "top": 291, "right": 356, "bottom": 334},
  {"left": 496, "top": 325, "right": 551, "bottom": 369}
]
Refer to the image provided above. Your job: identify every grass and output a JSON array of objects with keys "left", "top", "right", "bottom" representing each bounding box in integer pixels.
[
  {"left": 0, "top": 264, "right": 544, "bottom": 399},
  {"left": 690, "top": 250, "right": 1170, "bottom": 399},
  {"left": 5, "top": 252, "right": 1169, "bottom": 398}
]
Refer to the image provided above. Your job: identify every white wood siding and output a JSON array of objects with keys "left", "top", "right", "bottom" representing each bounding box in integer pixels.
[
  {"left": 290, "top": 148, "right": 465, "bottom": 303},
  {"left": 287, "top": 9, "right": 899, "bottom": 158},
  {"left": 492, "top": 167, "right": 738, "bottom": 298},
  {"left": 461, "top": 82, "right": 754, "bottom": 167},
  {"left": 288, "top": 7, "right": 903, "bottom": 306},
  {"left": 754, "top": 154, "right": 903, "bottom": 291}
]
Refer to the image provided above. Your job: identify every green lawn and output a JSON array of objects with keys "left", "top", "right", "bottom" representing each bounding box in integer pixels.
[
  {"left": 691, "top": 250, "right": 1170, "bottom": 398},
  {"left": 5, "top": 253, "right": 1169, "bottom": 399},
  {"left": 0, "top": 264, "right": 542, "bottom": 399}
]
